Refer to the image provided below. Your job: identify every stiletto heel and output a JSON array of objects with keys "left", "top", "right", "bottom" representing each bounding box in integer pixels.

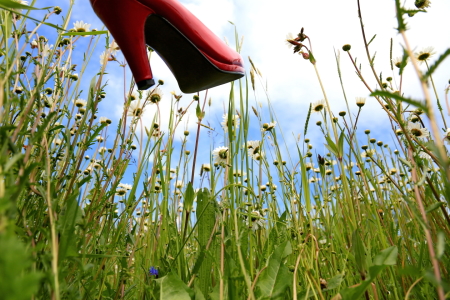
[
  {"left": 90, "top": 0, "right": 156, "bottom": 90},
  {"left": 89, "top": 0, "right": 245, "bottom": 93}
]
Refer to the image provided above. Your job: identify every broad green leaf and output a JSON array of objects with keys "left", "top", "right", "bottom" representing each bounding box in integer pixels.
[
  {"left": 323, "top": 273, "right": 344, "bottom": 291},
  {"left": 195, "top": 188, "right": 216, "bottom": 297},
  {"left": 155, "top": 272, "right": 193, "bottom": 300},
  {"left": 373, "top": 245, "right": 398, "bottom": 266},
  {"left": 351, "top": 230, "right": 366, "bottom": 274},
  {"left": 184, "top": 182, "right": 195, "bottom": 212},
  {"left": 256, "top": 240, "right": 293, "bottom": 299}
]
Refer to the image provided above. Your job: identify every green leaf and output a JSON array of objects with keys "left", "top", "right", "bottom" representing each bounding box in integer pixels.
[
  {"left": 0, "top": 0, "right": 50, "bottom": 10},
  {"left": 256, "top": 240, "right": 293, "bottom": 299},
  {"left": 155, "top": 272, "right": 193, "bottom": 300},
  {"left": 0, "top": 233, "right": 42, "bottom": 300},
  {"left": 184, "top": 182, "right": 195, "bottom": 212},
  {"left": 370, "top": 90, "right": 429, "bottom": 113},
  {"left": 423, "top": 48, "right": 450, "bottom": 79},
  {"left": 323, "top": 274, "right": 344, "bottom": 291},
  {"left": 437, "top": 231, "right": 445, "bottom": 259},
  {"left": 62, "top": 31, "right": 108, "bottom": 36},
  {"left": 426, "top": 201, "right": 445, "bottom": 214},
  {"left": 351, "top": 230, "right": 366, "bottom": 274},
  {"left": 373, "top": 245, "right": 398, "bottom": 266}
]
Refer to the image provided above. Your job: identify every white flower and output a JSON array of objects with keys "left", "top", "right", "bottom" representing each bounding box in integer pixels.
[
  {"left": 444, "top": 128, "right": 450, "bottom": 145},
  {"left": 41, "top": 44, "right": 53, "bottom": 58},
  {"left": 246, "top": 140, "right": 263, "bottom": 161},
  {"left": 201, "top": 163, "right": 211, "bottom": 172},
  {"left": 147, "top": 87, "right": 163, "bottom": 104},
  {"left": 407, "top": 122, "right": 430, "bottom": 139},
  {"left": 356, "top": 97, "right": 366, "bottom": 107},
  {"left": 73, "top": 20, "right": 91, "bottom": 33},
  {"left": 262, "top": 121, "right": 277, "bottom": 132},
  {"left": 99, "top": 51, "right": 112, "bottom": 65},
  {"left": 313, "top": 168, "right": 320, "bottom": 173},
  {"left": 311, "top": 100, "right": 326, "bottom": 113},
  {"left": 96, "top": 135, "right": 104, "bottom": 143},
  {"left": 418, "top": 151, "right": 432, "bottom": 161},
  {"left": 74, "top": 98, "right": 87, "bottom": 107},
  {"left": 53, "top": 138, "right": 62, "bottom": 146},
  {"left": 415, "top": 47, "right": 435, "bottom": 63},
  {"left": 99, "top": 117, "right": 111, "bottom": 125},
  {"left": 212, "top": 146, "right": 229, "bottom": 164},
  {"left": 127, "top": 100, "right": 145, "bottom": 117},
  {"left": 309, "top": 177, "right": 320, "bottom": 183},
  {"left": 285, "top": 32, "right": 295, "bottom": 49},
  {"left": 221, "top": 113, "right": 240, "bottom": 132},
  {"left": 115, "top": 188, "right": 127, "bottom": 196},
  {"left": 118, "top": 183, "right": 132, "bottom": 190},
  {"left": 305, "top": 162, "right": 314, "bottom": 170},
  {"left": 247, "top": 210, "right": 264, "bottom": 231},
  {"left": 30, "top": 39, "right": 38, "bottom": 49},
  {"left": 109, "top": 41, "right": 120, "bottom": 51},
  {"left": 175, "top": 180, "right": 183, "bottom": 189},
  {"left": 361, "top": 149, "right": 376, "bottom": 158},
  {"left": 99, "top": 147, "right": 107, "bottom": 154}
]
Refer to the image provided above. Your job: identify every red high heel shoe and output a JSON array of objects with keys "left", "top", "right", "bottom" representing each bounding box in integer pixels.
[{"left": 89, "top": 0, "right": 245, "bottom": 93}]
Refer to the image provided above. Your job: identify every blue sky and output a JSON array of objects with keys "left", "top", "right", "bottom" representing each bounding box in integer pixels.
[{"left": 27, "top": 0, "right": 450, "bottom": 189}]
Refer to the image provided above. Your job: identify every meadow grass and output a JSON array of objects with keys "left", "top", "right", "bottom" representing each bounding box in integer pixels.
[{"left": 0, "top": 0, "right": 449, "bottom": 299}]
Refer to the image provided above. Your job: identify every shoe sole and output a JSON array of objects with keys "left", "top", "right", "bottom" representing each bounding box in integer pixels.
[{"left": 144, "top": 14, "right": 244, "bottom": 93}]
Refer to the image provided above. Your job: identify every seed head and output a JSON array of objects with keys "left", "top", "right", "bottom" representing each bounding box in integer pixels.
[{"left": 342, "top": 44, "right": 351, "bottom": 51}]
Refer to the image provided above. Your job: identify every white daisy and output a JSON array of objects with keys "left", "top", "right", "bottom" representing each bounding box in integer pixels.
[
  {"left": 221, "top": 113, "right": 240, "bottom": 132},
  {"left": 311, "top": 100, "right": 326, "bottom": 113},
  {"left": 212, "top": 146, "right": 229, "bottom": 164},
  {"left": 74, "top": 98, "right": 87, "bottom": 107},
  {"left": 175, "top": 180, "right": 183, "bottom": 189},
  {"left": 361, "top": 149, "right": 376, "bottom": 158},
  {"left": 73, "top": 20, "right": 91, "bottom": 32},
  {"left": 407, "top": 122, "right": 430, "bottom": 139},
  {"left": 127, "top": 100, "right": 145, "bottom": 117},
  {"left": 246, "top": 140, "right": 263, "bottom": 161},
  {"left": 285, "top": 32, "right": 295, "bottom": 49},
  {"left": 262, "top": 121, "right": 277, "bottom": 132},
  {"left": 41, "top": 44, "right": 53, "bottom": 58},
  {"left": 118, "top": 183, "right": 133, "bottom": 190},
  {"left": 147, "top": 87, "right": 163, "bottom": 104}
]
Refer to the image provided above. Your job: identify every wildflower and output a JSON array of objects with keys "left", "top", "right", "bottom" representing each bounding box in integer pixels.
[
  {"left": 116, "top": 188, "right": 127, "bottom": 196},
  {"left": 73, "top": 20, "right": 91, "bottom": 32},
  {"left": 221, "top": 113, "right": 240, "bottom": 132},
  {"left": 361, "top": 149, "right": 376, "bottom": 158},
  {"left": 149, "top": 267, "right": 159, "bottom": 277},
  {"left": 393, "top": 57, "right": 407, "bottom": 69},
  {"left": 305, "top": 162, "right": 313, "bottom": 171},
  {"left": 246, "top": 140, "right": 263, "bottom": 161},
  {"left": 418, "top": 151, "right": 432, "bottom": 160},
  {"left": 415, "top": 0, "right": 431, "bottom": 9},
  {"left": 407, "top": 122, "right": 430, "bottom": 139},
  {"left": 110, "top": 41, "right": 120, "bottom": 51},
  {"left": 99, "top": 117, "right": 112, "bottom": 125},
  {"left": 74, "top": 99, "right": 87, "bottom": 108},
  {"left": 285, "top": 32, "right": 295, "bottom": 49},
  {"left": 325, "top": 169, "right": 332, "bottom": 175},
  {"left": 390, "top": 168, "right": 397, "bottom": 175},
  {"left": 201, "top": 163, "right": 211, "bottom": 172},
  {"left": 148, "top": 87, "right": 163, "bottom": 104},
  {"left": 70, "top": 73, "right": 79, "bottom": 81},
  {"left": 30, "top": 39, "right": 38, "bottom": 49},
  {"left": 130, "top": 144, "right": 137, "bottom": 150},
  {"left": 356, "top": 97, "right": 366, "bottom": 107},
  {"left": 247, "top": 210, "right": 264, "bottom": 231},
  {"left": 312, "top": 100, "right": 326, "bottom": 113},
  {"left": 212, "top": 146, "right": 229, "bottom": 164},
  {"left": 175, "top": 180, "right": 183, "bottom": 189},
  {"left": 99, "top": 147, "right": 107, "bottom": 154},
  {"left": 444, "top": 128, "right": 450, "bottom": 145},
  {"left": 41, "top": 44, "right": 53, "bottom": 58},
  {"left": 313, "top": 168, "right": 321, "bottom": 173},
  {"left": 99, "top": 51, "right": 115, "bottom": 65},
  {"left": 127, "top": 100, "right": 145, "bottom": 117},
  {"left": 262, "top": 121, "right": 277, "bottom": 132},
  {"left": 15, "top": 86, "right": 23, "bottom": 94},
  {"left": 416, "top": 47, "right": 435, "bottom": 63},
  {"left": 53, "top": 138, "right": 62, "bottom": 146},
  {"left": 309, "top": 177, "right": 320, "bottom": 183}
]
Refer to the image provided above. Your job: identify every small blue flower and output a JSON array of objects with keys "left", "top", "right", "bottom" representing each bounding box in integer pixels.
[{"left": 149, "top": 266, "right": 158, "bottom": 277}]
